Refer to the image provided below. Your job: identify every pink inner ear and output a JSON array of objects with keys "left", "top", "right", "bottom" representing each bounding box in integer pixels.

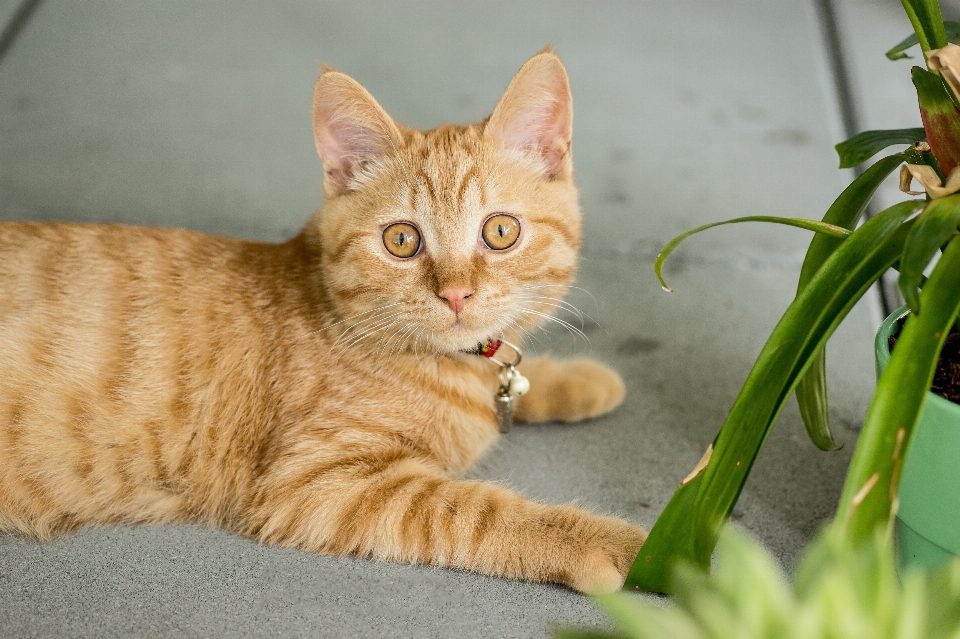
[
  {"left": 316, "top": 115, "right": 379, "bottom": 175},
  {"left": 502, "top": 81, "right": 569, "bottom": 150},
  {"left": 312, "top": 72, "right": 401, "bottom": 193},
  {"left": 487, "top": 55, "right": 572, "bottom": 174},
  {"left": 313, "top": 114, "right": 352, "bottom": 174}
]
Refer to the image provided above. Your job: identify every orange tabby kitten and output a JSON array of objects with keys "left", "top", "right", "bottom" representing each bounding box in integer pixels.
[{"left": 0, "top": 48, "right": 645, "bottom": 593}]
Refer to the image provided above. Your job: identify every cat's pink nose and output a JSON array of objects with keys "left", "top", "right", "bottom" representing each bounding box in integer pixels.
[{"left": 438, "top": 287, "right": 474, "bottom": 315}]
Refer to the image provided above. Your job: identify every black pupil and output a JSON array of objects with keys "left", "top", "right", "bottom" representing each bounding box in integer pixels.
[
  {"left": 397, "top": 233, "right": 406, "bottom": 246},
  {"left": 498, "top": 224, "right": 506, "bottom": 238}
]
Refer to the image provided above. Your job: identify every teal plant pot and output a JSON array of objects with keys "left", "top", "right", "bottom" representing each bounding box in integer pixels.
[{"left": 877, "top": 305, "right": 960, "bottom": 571}]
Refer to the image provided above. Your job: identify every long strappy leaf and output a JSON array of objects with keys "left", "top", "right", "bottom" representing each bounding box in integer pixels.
[
  {"left": 654, "top": 218, "right": 851, "bottom": 292},
  {"left": 628, "top": 200, "right": 922, "bottom": 594},
  {"left": 796, "top": 154, "right": 907, "bottom": 451},
  {"left": 835, "top": 130, "right": 925, "bottom": 169},
  {"left": 885, "top": 20, "right": 960, "bottom": 60},
  {"left": 899, "top": 193, "right": 960, "bottom": 311},
  {"left": 900, "top": 0, "right": 948, "bottom": 53}
]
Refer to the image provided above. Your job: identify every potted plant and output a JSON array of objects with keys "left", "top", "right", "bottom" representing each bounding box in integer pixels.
[
  {"left": 877, "top": 305, "right": 960, "bottom": 570},
  {"left": 556, "top": 526, "right": 960, "bottom": 639},
  {"left": 625, "top": 0, "right": 960, "bottom": 594}
]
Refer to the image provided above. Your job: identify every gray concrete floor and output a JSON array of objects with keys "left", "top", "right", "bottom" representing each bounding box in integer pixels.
[{"left": 0, "top": 0, "right": 921, "bottom": 637}]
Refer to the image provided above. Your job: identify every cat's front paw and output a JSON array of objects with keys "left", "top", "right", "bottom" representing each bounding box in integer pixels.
[
  {"left": 515, "top": 358, "right": 626, "bottom": 424},
  {"left": 567, "top": 516, "right": 647, "bottom": 594}
]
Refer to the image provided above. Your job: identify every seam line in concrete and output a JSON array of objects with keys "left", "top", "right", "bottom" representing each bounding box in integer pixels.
[
  {"left": 813, "top": 0, "right": 902, "bottom": 315},
  {"left": 0, "top": 0, "right": 43, "bottom": 66}
]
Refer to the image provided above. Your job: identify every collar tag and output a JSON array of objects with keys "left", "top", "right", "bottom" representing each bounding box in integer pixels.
[{"left": 473, "top": 339, "right": 528, "bottom": 433}]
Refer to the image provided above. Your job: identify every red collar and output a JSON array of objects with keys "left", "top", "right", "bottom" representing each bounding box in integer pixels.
[{"left": 472, "top": 339, "right": 503, "bottom": 358}]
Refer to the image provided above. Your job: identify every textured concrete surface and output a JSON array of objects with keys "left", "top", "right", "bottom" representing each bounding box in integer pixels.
[
  {"left": 0, "top": 1, "right": 23, "bottom": 34},
  {"left": 0, "top": 1, "right": 905, "bottom": 637}
]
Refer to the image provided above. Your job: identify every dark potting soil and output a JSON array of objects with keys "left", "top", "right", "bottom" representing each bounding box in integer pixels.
[{"left": 889, "top": 318, "right": 960, "bottom": 404}]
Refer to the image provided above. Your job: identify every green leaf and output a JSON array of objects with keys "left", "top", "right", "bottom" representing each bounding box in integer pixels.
[
  {"left": 798, "top": 159, "right": 909, "bottom": 344},
  {"left": 628, "top": 201, "right": 923, "bottom": 594},
  {"left": 592, "top": 594, "right": 652, "bottom": 639},
  {"left": 796, "top": 154, "right": 907, "bottom": 451},
  {"left": 899, "top": 194, "right": 960, "bottom": 311},
  {"left": 914, "top": 66, "right": 960, "bottom": 176},
  {"left": 593, "top": 592, "right": 705, "bottom": 639},
  {"left": 560, "top": 520, "right": 960, "bottom": 639},
  {"left": 654, "top": 217, "right": 851, "bottom": 292},
  {"left": 885, "top": 20, "right": 960, "bottom": 60},
  {"left": 562, "top": 526, "right": 960, "bottom": 639},
  {"left": 673, "top": 528, "right": 795, "bottom": 638},
  {"left": 552, "top": 628, "right": 628, "bottom": 639},
  {"left": 835, "top": 129, "right": 926, "bottom": 169},
  {"left": 833, "top": 232, "right": 960, "bottom": 547},
  {"left": 796, "top": 350, "right": 834, "bottom": 450},
  {"left": 887, "top": 33, "right": 918, "bottom": 60},
  {"left": 905, "top": 135, "right": 947, "bottom": 181},
  {"left": 900, "top": 0, "right": 948, "bottom": 53}
]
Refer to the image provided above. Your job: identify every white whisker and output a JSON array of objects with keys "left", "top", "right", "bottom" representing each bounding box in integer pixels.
[
  {"left": 307, "top": 302, "right": 404, "bottom": 337},
  {"left": 330, "top": 311, "right": 403, "bottom": 349},
  {"left": 518, "top": 308, "right": 590, "bottom": 344},
  {"left": 518, "top": 298, "right": 587, "bottom": 329},
  {"left": 391, "top": 322, "right": 420, "bottom": 356},
  {"left": 524, "top": 284, "right": 601, "bottom": 315},
  {"left": 523, "top": 295, "right": 586, "bottom": 319},
  {"left": 516, "top": 297, "right": 607, "bottom": 337},
  {"left": 331, "top": 313, "right": 404, "bottom": 358},
  {"left": 376, "top": 322, "right": 408, "bottom": 361},
  {"left": 503, "top": 318, "right": 544, "bottom": 348},
  {"left": 373, "top": 321, "right": 405, "bottom": 363}
]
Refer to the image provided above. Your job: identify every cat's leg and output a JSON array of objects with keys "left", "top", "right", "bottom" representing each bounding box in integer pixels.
[
  {"left": 513, "top": 357, "right": 625, "bottom": 423},
  {"left": 246, "top": 454, "right": 645, "bottom": 593}
]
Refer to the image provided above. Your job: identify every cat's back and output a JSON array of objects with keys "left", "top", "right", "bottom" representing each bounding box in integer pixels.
[
  {"left": 0, "top": 221, "right": 247, "bottom": 305},
  {"left": 0, "top": 221, "right": 271, "bottom": 389},
  {"left": 0, "top": 221, "right": 304, "bottom": 536},
  {"left": 0, "top": 220, "right": 300, "bottom": 326}
]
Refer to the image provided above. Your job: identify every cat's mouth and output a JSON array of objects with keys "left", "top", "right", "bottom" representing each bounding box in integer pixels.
[
  {"left": 441, "top": 325, "right": 489, "bottom": 348},
  {"left": 424, "top": 298, "right": 520, "bottom": 354},
  {"left": 430, "top": 319, "right": 505, "bottom": 354}
]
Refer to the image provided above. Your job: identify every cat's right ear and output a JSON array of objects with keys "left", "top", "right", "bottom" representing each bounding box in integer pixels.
[
  {"left": 312, "top": 69, "right": 403, "bottom": 197},
  {"left": 485, "top": 48, "right": 573, "bottom": 180}
]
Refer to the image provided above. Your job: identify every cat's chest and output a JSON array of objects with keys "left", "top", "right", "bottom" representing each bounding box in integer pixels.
[{"left": 326, "top": 354, "right": 499, "bottom": 473}]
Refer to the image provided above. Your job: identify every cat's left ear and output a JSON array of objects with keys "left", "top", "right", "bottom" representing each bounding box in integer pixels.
[
  {"left": 485, "top": 47, "right": 573, "bottom": 179},
  {"left": 313, "top": 68, "right": 404, "bottom": 197}
]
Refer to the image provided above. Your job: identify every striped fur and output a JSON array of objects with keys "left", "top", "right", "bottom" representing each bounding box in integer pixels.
[{"left": 0, "top": 49, "right": 644, "bottom": 593}]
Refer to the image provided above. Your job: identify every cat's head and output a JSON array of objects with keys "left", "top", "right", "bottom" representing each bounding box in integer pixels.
[{"left": 309, "top": 48, "right": 581, "bottom": 355}]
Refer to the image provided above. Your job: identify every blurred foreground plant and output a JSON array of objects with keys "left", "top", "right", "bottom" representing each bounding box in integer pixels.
[
  {"left": 628, "top": 0, "right": 960, "bottom": 593},
  {"left": 557, "top": 527, "right": 960, "bottom": 639}
]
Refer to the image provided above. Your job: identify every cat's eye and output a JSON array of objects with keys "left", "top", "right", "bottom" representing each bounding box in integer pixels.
[
  {"left": 481, "top": 214, "right": 521, "bottom": 251},
  {"left": 382, "top": 222, "right": 421, "bottom": 258}
]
